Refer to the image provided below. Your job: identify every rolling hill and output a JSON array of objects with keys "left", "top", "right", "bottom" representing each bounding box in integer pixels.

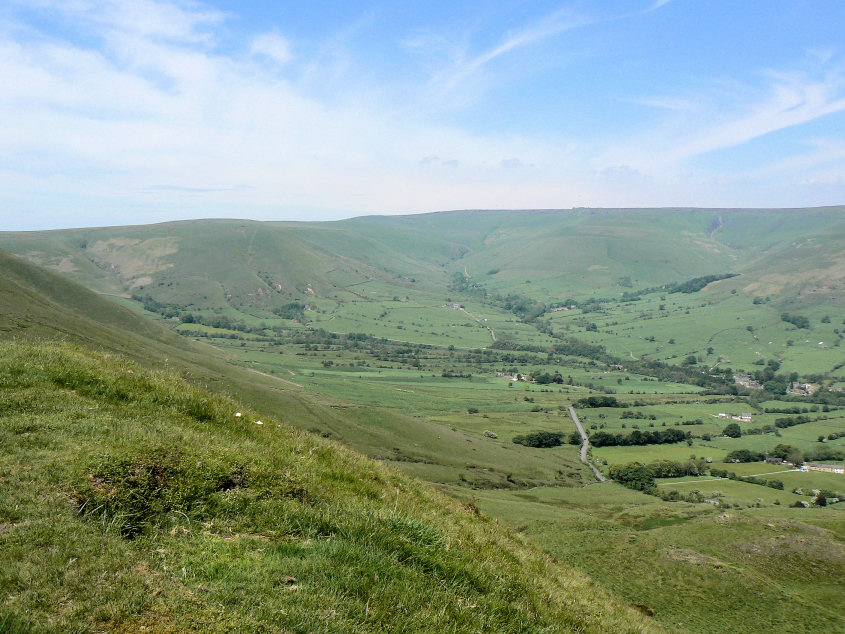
[{"left": 4, "top": 208, "right": 842, "bottom": 307}]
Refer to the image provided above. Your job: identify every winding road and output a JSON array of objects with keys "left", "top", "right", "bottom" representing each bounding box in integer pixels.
[{"left": 568, "top": 406, "right": 606, "bottom": 482}]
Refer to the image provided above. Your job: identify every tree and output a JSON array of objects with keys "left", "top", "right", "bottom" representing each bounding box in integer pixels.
[
  {"left": 723, "top": 422, "right": 742, "bottom": 438},
  {"left": 725, "top": 449, "right": 763, "bottom": 463},
  {"left": 608, "top": 462, "right": 655, "bottom": 492}
]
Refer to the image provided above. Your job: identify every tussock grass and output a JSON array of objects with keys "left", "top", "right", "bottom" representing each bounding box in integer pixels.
[{"left": 0, "top": 341, "right": 659, "bottom": 632}]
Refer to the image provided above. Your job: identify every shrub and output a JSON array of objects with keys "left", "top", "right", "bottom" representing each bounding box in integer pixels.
[
  {"left": 723, "top": 422, "right": 742, "bottom": 438},
  {"left": 608, "top": 462, "right": 655, "bottom": 492},
  {"left": 725, "top": 449, "right": 764, "bottom": 463},
  {"left": 574, "top": 396, "right": 621, "bottom": 408}
]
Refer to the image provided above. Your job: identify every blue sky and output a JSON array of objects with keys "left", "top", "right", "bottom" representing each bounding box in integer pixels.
[{"left": 2, "top": 0, "right": 845, "bottom": 230}]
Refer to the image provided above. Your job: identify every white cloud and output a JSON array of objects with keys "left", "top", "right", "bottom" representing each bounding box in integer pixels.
[{"left": 250, "top": 32, "right": 292, "bottom": 65}]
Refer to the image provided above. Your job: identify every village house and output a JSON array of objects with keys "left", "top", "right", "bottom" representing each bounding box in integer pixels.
[
  {"left": 734, "top": 374, "right": 763, "bottom": 390},
  {"left": 718, "top": 412, "right": 752, "bottom": 422},
  {"left": 788, "top": 382, "right": 819, "bottom": 396}
]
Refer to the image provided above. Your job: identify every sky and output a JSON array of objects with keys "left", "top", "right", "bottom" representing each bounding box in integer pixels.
[{"left": 2, "top": 0, "right": 845, "bottom": 230}]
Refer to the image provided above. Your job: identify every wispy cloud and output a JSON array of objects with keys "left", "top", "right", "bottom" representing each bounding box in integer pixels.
[
  {"left": 649, "top": 0, "right": 676, "bottom": 10},
  {"left": 597, "top": 66, "right": 845, "bottom": 173},
  {"left": 426, "top": 8, "right": 593, "bottom": 100},
  {"left": 419, "top": 1, "right": 677, "bottom": 104}
]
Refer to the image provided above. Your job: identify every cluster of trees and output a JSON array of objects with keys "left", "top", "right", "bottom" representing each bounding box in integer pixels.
[
  {"left": 496, "top": 331, "right": 735, "bottom": 392},
  {"left": 781, "top": 312, "right": 810, "bottom": 329},
  {"left": 532, "top": 371, "right": 564, "bottom": 385},
  {"left": 179, "top": 312, "right": 254, "bottom": 332},
  {"left": 574, "top": 395, "right": 621, "bottom": 408},
  {"left": 665, "top": 273, "right": 738, "bottom": 294},
  {"left": 711, "top": 442, "right": 842, "bottom": 467},
  {"left": 441, "top": 370, "right": 472, "bottom": 379},
  {"left": 764, "top": 405, "right": 817, "bottom": 414},
  {"left": 447, "top": 274, "right": 546, "bottom": 321},
  {"left": 589, "top": 427, "right": 688, "bottom": 447},
  {"left": 770, "top": 443, "right": 803, "bottom": 463},
  {"left": 724, "top": 449, "right": 763, "bottom": 462},
  {"left": 609, "top": 459, "right": 788, "bottom": 499},
  {"left": 272, "top": 302, "right": 305, "bottom": 321},
  {"left": 723, "top": 422, "right": 742, "bottom": 438},
  {"left": 620, "top": 410, "right": 650, "bottom": 419},
  {"left": 132, "top": 294, "right": 182, "bottom": 319},
  {"left": 744, "top": 359, "right": 797, "bottom": 395},
  {"left": 511, "top": 431, "right": 565, "bottom": 448},
  {"left": 774, "top": 415, "right": 811, "bottom": 429},
  {"left": 607, "top": 462, "right": 656, "bottom": 492},
  {"left": 646, "top": 458, "right": 709, "bottom": 478}
]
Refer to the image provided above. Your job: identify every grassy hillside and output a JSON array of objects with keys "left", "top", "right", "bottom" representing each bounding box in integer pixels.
[
  {"left": 4, "top": 208, "right": 843, "bottom": 310},
  {"left": 469, "top": 484, "right": 845, "bottom": 634},
  {"left": 0, "top": 247, "right": 591, "bottom": 489},
  {"left": 0, "top": 340, "right": 658, "bottom": 633}
]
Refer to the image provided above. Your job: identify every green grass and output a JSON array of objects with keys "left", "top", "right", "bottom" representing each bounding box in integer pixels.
[
  {"left": 0, "top": 340, "right": 657, "bottom": 633},
  {"left": 468, "top": 484, "right": 845, "bottom": 633}
]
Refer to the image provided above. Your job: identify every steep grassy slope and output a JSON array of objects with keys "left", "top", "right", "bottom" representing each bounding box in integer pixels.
[{"left": 0, "top": 340, "right": 659, "bottom": 632}]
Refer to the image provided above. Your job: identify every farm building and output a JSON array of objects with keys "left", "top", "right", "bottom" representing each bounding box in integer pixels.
[{"left": 805, "top": 463, "right": 845, "bottom": 474}]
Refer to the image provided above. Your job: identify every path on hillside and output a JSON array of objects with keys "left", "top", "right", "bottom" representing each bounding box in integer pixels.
[
  {"left": 709, "top": 214, "right": 724, "bottom": 239},
  {"left": 621, "top": 345, "right": 638, "bottom": 360},
  {"left": 568, "top": 406, "right": 606, "bottom": 482},
  {"left": 458, "top": 307, "right": 497, "bottom": 342},
  {"left": 192, "top": 339, "right": 305, "bottom": 388}
]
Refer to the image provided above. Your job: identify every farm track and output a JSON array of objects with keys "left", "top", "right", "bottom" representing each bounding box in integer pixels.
[
  {"left": 192, "top": 339, "right": 305, "bottom": 387},
  {"left": 458, "top": 306, "right": 497, "bottom": 342},
  {"left": 568, "top": 406, "right": 606, "bottom": 482}
]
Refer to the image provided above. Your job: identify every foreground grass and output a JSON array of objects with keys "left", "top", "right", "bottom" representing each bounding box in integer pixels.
[
  {"left": 0, "top": 341, "right": 659, "bottom": 633},
  {"left": 470, "top": 484, "right": 845, "bottom": 633}
]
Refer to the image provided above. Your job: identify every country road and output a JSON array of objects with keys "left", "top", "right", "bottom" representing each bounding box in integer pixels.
[{"left": 568, "top": 406, "right": 606, "bottom": 482}]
